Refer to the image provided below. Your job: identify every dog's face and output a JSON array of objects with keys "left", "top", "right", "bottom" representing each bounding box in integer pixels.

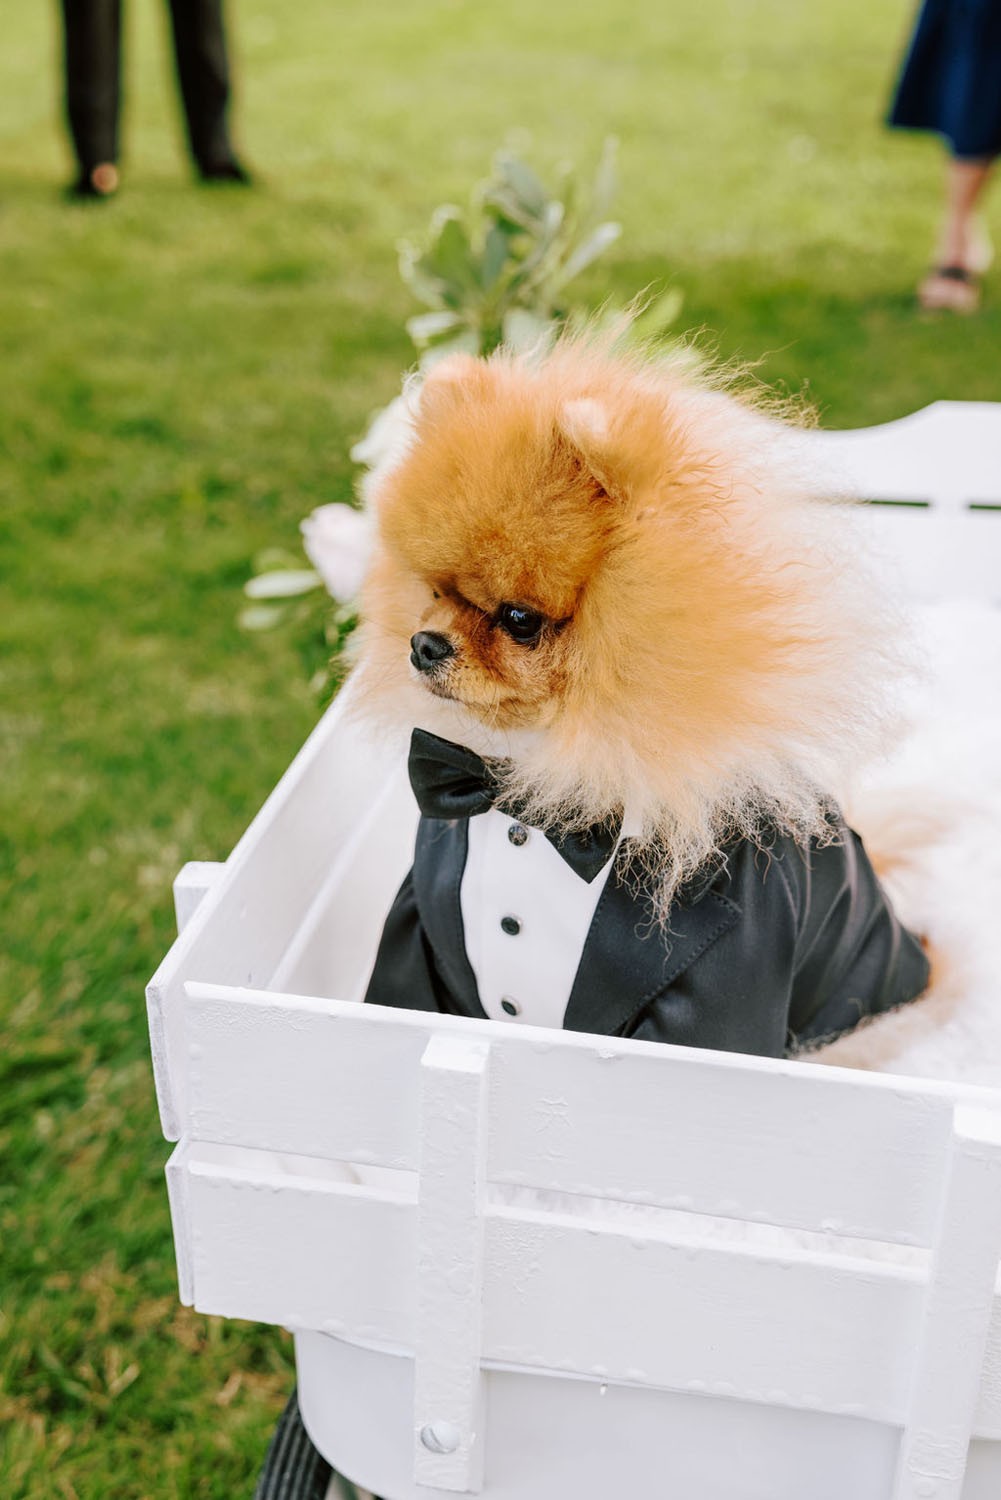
[
  {"left": 364, "top": 359, "right": 622, "bottom": 731},
  {"left": 358, "top": 344, "right": 862, "bottom": 778},
  {"left": 357, "top": 344, "right": 891, "bottom": 891}
]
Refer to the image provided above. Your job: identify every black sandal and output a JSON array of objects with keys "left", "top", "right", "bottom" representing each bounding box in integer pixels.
[{"left": 918, "top": 264, "right": 981, "bottom": 311}]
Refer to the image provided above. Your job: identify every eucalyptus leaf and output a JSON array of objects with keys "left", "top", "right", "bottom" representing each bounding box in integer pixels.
[
  {"left": 554, "top": 220, "right": 622, "bottom": 287},
  {"left": 398, "top": 241, "right": 449, "bottom": 309},
  {"left": 590, "top": 136, "right": 619, "bottom": 223},
  {"left": 541, "top": 199, "right": 566, "bottom": 238},
  {"left": 419, "top": 330, "right": 481, "bottom": 369},
  {"left": 501, "top": 308, "right": 556, "bottom": 354},
  {"left": 554, "top": 159, "right": 577, "bottom": 216},
  {"left": 244, "top": 569, "right": 323, "bottom": 599},
  {"left": 251, "top": 547, "right": 306, "bottom": 574},
  {"left": 425, "top": 210, "right": 480, "bottom": 298},
  {"left": 493, "top": 152, "right": 548, "bottom": 219},
  {"left": 238, "top": 603, "right": 290, "bottom": 632},
  {"left": 406, "top": 309, "right": 466, "bottom": 345},
  {"left": 480, "top": 185, "right": 540, "bottom": 234},
  {"left": 480, "top": 222, "right": 512, "bottom": 289}
]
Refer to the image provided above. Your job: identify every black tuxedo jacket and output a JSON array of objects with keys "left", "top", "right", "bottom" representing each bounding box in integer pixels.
[{"left": 365, "top": 815, "right": 930, "bottom": 1058}]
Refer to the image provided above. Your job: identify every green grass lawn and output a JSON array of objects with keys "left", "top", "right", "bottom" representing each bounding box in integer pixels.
[{"left": 1, "top": 1, "right": 999, "bottom": 1496}]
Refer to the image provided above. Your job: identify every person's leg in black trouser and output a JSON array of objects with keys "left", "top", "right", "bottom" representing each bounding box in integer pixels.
[
  {"left": 165, "top": 0, "right": 248, "bottom": 180},
  {"left": 60, "top": 0, "right": 123, "bottom": 194}
]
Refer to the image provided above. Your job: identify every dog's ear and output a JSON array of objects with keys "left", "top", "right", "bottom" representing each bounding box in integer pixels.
[
  {"left": 557, "top": 393, "right": 666, "bottom": 504},
  {"left": 419, "top": 354, "right": 491, "bottom": 423},
  {"left": 556, "top": 397, "right": 626, "bottom": 502}
]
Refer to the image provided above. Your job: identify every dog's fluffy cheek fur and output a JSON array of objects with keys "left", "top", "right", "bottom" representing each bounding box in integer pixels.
[{"left": 358, "top": 546, "right": 562, "bottom": 730}]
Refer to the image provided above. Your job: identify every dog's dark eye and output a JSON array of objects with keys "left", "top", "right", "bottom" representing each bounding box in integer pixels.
[{"left": 498, "top": 603, "right": 543, "bottom": 645}]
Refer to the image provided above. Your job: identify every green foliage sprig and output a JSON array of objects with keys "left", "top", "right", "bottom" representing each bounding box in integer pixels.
[
  {"left": 242, "top": 141, "right": 683, "bottom": 698},
  {"left": 400, "top": 139, "right": 624, "bottom": 362}
]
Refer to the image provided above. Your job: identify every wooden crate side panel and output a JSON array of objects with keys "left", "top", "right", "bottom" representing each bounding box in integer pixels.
[
  {"left": 164, "top": 1139, "right": 195, "bottom": 1306},
  {"left": 173, "top": 862, "right": 225, "bottom": 933},
  {"left": 803, "top": 402, "right": 1001, "bottom": 510},
  {"left": 294, "top": 1329, "right": 908, "bottom": 1500},
  {"left": 791, "top": 402, "right": 1001, "bottom": 604},
  {"left": 185, "top": 1158, "right": 416, "bottom": 1344},
  {"left": 266, "top": 772, "right": 418, "bottom": 1004},
  {"left": 180, "top": 985, "right": 990, "bottom": 1247},
  {"left": 146, "top": 678, "right": 410, "bottom": 1138},
  {"left": 179, "top": 1151, "right": 928, "bottom": 1425},
  {"left": 893, "top": 1109, "right": 1001, "bottom": 1500},
  {"left": 482, "top": 1207, "right": 921, "bottom": 1425},
  {"left": 184, "top": 990, "right": 430, "bottom": 1170},
  {"left": 486, "top": 1041, "right": 956, "bottom": 1246},
  {"left": 414, "top": 1034, "right": 491, "bottom": 1492}
]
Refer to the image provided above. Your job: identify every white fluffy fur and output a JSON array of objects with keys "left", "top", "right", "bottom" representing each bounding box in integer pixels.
[{"left": 814, "top": 599, "right": 1001, "bottom": 1084}]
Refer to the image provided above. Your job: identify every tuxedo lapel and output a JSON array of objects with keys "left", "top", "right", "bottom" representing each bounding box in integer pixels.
[
  {"left": 563, "top": 847, "right": 741, "bottom": 1036},
  {"left": 412, "top": 816, "right": 486, "bottom": 1018}
]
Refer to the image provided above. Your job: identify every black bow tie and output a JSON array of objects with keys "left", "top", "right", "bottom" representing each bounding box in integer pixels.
[{"left": 408, "top": 728, "right": 621, "bottom": 883}]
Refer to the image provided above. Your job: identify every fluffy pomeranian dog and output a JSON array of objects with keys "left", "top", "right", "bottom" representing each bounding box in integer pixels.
[{"left": 354, "top": 335, "right": 931, "bottom": 1057}]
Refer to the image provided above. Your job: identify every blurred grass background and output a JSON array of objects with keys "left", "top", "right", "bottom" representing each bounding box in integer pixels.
[{"left": 1, "top": 1, "right": 999, "bottom": 1496}]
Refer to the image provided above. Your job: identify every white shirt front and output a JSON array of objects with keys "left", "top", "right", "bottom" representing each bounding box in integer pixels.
[{"left": 459, "top": 809, "right": 620, "bottom": 1028}]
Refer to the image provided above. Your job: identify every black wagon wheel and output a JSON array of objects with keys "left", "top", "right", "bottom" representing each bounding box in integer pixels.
[
  {"left": 254, "top": 1387, "right": 382, "bottom": 1500},
  {"left": 253, "top": 1387, "right": 384, "bottom": 1500}
]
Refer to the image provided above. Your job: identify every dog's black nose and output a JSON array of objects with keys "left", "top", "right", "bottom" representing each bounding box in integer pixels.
[{"left": 410, "top": 631, "right": 455, "bottom": 672}]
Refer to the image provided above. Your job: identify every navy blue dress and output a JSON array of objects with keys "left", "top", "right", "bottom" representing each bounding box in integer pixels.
[{"left": 889, "top": 0, "right": 1001, "bottom": 159}]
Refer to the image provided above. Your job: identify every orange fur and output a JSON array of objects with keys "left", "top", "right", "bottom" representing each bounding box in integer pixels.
[{"left": 353, "top": 336, "right": 905, "bottom": 906}]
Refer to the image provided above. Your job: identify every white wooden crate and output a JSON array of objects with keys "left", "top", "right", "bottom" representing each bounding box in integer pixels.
[{"left": 148, "top": 403, "right": 1001, "bottom": 1500}]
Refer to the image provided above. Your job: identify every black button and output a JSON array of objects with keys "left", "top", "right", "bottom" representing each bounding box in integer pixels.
[
  {"left": 500, "top": 915, "right": 522, "bottom": 936},
  {"left": 507, "top": 824, "right": 529, "bottom": 847},
  {"left": 501, "top": 998, "right": 521, "bottom": 1016}
]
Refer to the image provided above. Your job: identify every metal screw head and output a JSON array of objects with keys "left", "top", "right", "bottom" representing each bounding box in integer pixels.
[{"left": 420, "top": 1420, "right": 461, "bottom": 1454}]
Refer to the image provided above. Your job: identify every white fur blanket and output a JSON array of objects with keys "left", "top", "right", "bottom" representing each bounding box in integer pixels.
[{"left": 816, "top": 599, "right": 1001, "bottom": 1086}]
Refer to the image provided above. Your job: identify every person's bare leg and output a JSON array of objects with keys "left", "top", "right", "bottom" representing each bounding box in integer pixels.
[
  {"left": 920, "top": 156, "right": 995, "bottom": 310},
  {"left": 937, "top": 157, "right": 995, "bottom": 269}
]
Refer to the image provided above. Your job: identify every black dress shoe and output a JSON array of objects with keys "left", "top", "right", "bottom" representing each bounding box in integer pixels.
[
  {"left": 197, "top": 157, "right": 252, "bottom": 185},
  {"left": 66, "top": 163, "right": 120, "bottom": 199}
]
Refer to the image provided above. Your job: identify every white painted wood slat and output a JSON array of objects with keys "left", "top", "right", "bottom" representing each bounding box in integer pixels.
[
  {"left": 146, "top": 676, "right": 410, "bottom": 1139},
  {"left": 181, "top": 983, "right": 1000, "bottom": 1248},
  {"left": 795, "top": 401, "right": 1001, "bottom": 605},
  {"left": 803, "top": 401, "right": 1001, "bottom": 510},
  {"left": 414, "top": 1035, "right": 490, "bottom": 1492},
  {"left": 894, "top": 1109, "right": 1001, "bottom": 1500},
  {"left": 173, "top": 861, "right": 226, "bottom": 933},
  {"left": 171, "top": 1141, "right": 1001, "bottom": 1438},
  {"left": 164, "top": 1139, "right": 195, "bottom": 1306},
  {"left": 185, "top": 1154, "right": 416, "bottom": 1343}
]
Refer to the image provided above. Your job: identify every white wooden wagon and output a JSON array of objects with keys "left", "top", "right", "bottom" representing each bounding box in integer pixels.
[{"left": 148, "top": 403, "right": 1001, "bottom": 1500}]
